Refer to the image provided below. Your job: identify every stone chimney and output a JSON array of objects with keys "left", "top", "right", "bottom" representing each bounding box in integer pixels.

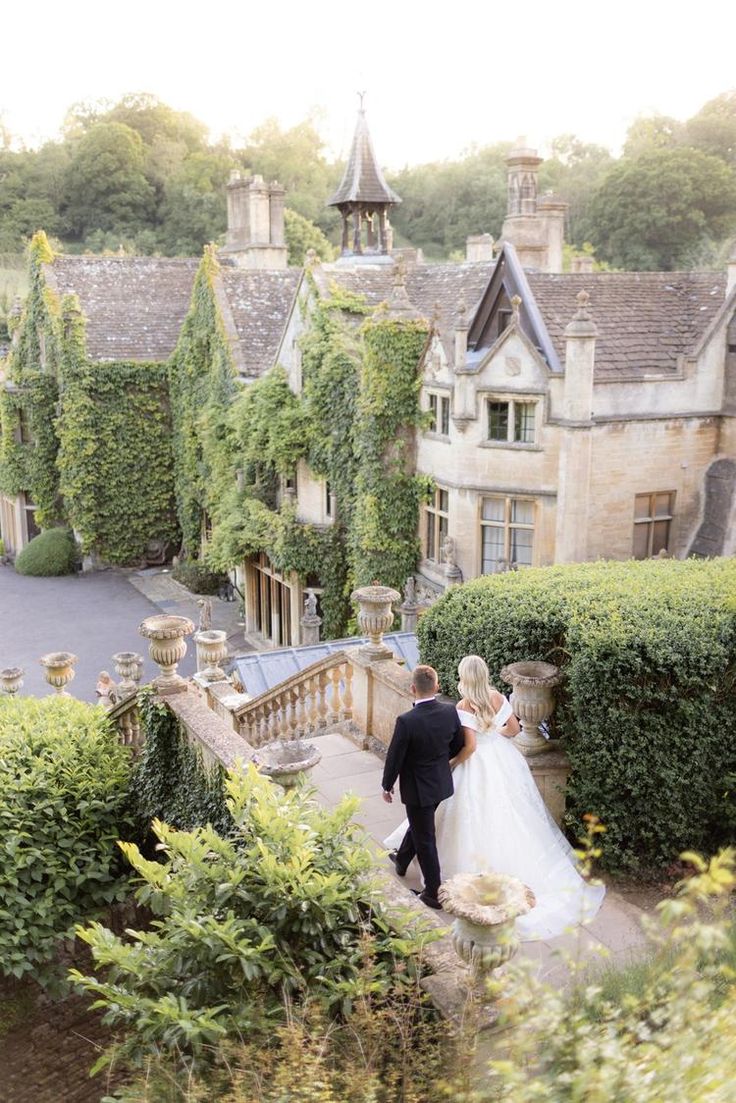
[
  {"left": 727, "top": 243, "right": 736, "bottom": 299},
  {"left": 221, "top": 172, "right": 288, "bottom": 269},
  {"left": 571, "top": 255, "right": 595, "bottom": 274},
  {"left": 466, "top": 234, "right": 495, "bottom": 262},
  {"left": 562, "top": 291, "right": 597, "bottom": 422},
  {"left": 499, "top": 142, "right": 567, "bottom": 273}
]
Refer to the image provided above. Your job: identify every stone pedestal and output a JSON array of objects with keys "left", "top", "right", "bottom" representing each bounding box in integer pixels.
[{"left": 529, "top": 748, "right": 571, "bottom": 826}]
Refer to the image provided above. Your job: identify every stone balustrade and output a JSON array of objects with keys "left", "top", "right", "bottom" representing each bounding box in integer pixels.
[{"left": 233, "top": 651, "right": 354, "bottom": 747}]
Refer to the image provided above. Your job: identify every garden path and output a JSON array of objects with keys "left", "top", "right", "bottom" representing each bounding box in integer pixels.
[{"left": 309, "top": 731, "right": 651, "bottom": 989}]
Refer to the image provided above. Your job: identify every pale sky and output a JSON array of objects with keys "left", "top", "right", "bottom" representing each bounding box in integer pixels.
[{"left": 2, "top": 0, "right": 735, "bottom": 167}]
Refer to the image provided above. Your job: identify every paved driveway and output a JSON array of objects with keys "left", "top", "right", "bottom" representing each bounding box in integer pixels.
[{"left": 0, "top": 566, "right": 195, "bottom": 702}]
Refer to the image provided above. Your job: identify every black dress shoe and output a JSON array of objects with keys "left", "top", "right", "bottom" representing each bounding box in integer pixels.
[
  {"left": 388, "top": 850, "right": 407, "bottom": 877},
  {"left": 412, "top": 889, "right": 443, "bottom": 911}
]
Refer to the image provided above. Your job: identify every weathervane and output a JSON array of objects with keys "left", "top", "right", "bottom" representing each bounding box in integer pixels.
[{"left": 358, "top": 90, "right": 367, "bottom": 111}]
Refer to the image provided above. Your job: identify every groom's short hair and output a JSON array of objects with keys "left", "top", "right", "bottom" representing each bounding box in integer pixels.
[{"left": 413, "top": 664, "right": 439, "bottom": 696}]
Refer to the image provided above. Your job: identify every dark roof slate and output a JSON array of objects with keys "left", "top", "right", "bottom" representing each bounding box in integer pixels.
[
  {"left": 46, "top": 256, "right": 198, "bottom": 362},
  {"left": 526, "top": 270, "right": 727, "bottom": 378},
  {"left": 327, "top": 111, "right": 401, "bottom": 207},
  {"left": 219, "top": 268, "right": 302, "bottom": 378},
  {"left": 323, "top": 261, "right": 493, "bottom": 319}
]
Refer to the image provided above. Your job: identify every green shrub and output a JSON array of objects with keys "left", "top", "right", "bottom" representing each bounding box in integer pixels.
[
  {"left": 14, "top": 527, "right": 79, "bottom": 576},
  {"left": 0, "top": 696, "right": 133, "bottom": 986},
  {"left": 71, "top": 766, "right": 437, "bottom": 1075},
  {"left": 417, "top": 558, "right": 736, "bottom": 872},
  {"left": 171, "top": 560, "right": 227, "bottom": 595}
]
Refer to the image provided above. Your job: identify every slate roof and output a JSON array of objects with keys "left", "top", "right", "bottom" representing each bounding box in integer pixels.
[
  {"left": 46, "top": 256, "right": 199, "bottom": 362},
  {"left": 526, "top": 270, "right": 727, "bottom": 379},
  {"left": 219, "top": 267, "right": 302, "bottom": 378},
  {"left": 327, "top": 111, "right": 401, "bottom": 207},
  {"left": 323, "top": 261, "right": 493, "bottom": 321}
]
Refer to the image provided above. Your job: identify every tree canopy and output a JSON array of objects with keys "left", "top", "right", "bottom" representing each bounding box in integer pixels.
[{"left": 1, "top": 89, "right": 735, "bottom": 270}]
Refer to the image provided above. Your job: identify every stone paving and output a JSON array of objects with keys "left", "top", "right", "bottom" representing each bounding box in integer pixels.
[
  {"left": 0, "top": 564, "right": 246, "bottom": 702},
  {"left": 309, "top": 731, "right": 650, "bottom": 987}
]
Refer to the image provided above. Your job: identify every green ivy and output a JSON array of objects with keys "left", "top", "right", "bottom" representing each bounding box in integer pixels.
[
  {"left": 57, "top": 359, "right": 178, "bottom": 563},
  {"left": 132, "top": 691, "right": 233, "bottom": 837},
  {"left": 168, "top": 245, "right": 235, "bottom": 557}
]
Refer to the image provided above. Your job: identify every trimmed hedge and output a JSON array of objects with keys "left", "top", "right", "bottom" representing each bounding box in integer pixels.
[
  {"left": 0, "top": 696, "right": 133, "bottom": 986},
  {"left": 15, "top": 527, "right": 79, "bottom": 576},
  {"left": 417, "top": 558, "right": 736, "bottom": 873}
]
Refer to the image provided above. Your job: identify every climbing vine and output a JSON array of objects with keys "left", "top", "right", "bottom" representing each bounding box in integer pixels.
[
  {"left": 0, "top": 232, "right": 64, "bottom": 525},
  {"left": 57, "top": 360, "right": 179, "bottom": 563},
  {"left": 168, "top": 246, "right": 235, "bottom": 557}
]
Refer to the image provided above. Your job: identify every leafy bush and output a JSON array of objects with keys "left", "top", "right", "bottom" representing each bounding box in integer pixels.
[
  {"left": 71, "top": 766, "right": 436, "bottom": 1075},
  {"left": 14, "top": 526, "right": 79, "bottom": 576},
  {"left": 418, "top": 558, "right": 736, "bottom": 872},
  {"left": 0, "top": 696, "right": 133, "bottom": 986},
  {"left": 171, "top": 560, "right": 227, "bottom": 595},
  {"left": 485, "top": 848, "right": 736, "bottom": 1102}
]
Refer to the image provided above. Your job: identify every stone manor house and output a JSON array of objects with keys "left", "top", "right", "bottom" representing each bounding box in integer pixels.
[{"left": 2, "top": 109, "right": 736, "bottom": 649}]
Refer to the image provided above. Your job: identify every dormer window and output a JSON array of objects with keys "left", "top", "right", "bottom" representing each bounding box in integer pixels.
[
  {"left": 497, "top": 309, "right": 512, "bottom": 336},
  {"left": 427, "top": 391, "right": 450, "bottom": 437},
  {"left": 487, "top": 397, "right": 538, "bottom": 445}
]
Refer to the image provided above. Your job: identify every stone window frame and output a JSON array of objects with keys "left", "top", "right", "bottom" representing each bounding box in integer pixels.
[
  {"left": 633, "top": 491, "right": 675, "bottom": 559},
  {"left": 424, "top": 485, "right": 449, "bottom": 562},
  {"left": 425, "top": 389, "right": 451, "bottom": 439},
  {"left": 479, "top": 493, "right": 536, "bottom": 574},
  {"left": 482, "top": 393, "right": 542, "bottom": 450}
]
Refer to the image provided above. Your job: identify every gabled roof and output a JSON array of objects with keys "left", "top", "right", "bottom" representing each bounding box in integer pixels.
[
  {"left": 327, "top": 110, "right": 401, "bottom": 207},
  {"left": 526, "top": 270, "right": 727, "bottom": 379},
  {"left": 467, "top": 244, "right": 728, "bottom": 379},
  {"left": 219, "top": 267, "right": 302, "bottom": 379},
  {"left": 46, "top": 256, "right": 199, "bottom": 362}
]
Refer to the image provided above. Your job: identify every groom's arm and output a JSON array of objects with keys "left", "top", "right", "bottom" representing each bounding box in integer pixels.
[
  {"left": 448, "top": 708, "right": 465, "bottom": 759},
  {"left": 382, "top": 715, "right": 409, "bottom": 797}
]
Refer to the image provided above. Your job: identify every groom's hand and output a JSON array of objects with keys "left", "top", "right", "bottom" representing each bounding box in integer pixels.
[{"left": 382, "top": 789, "right": 393, "bottom": 804}]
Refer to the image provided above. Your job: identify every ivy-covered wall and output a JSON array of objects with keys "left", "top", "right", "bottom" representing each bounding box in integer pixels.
[
  {"left": 205, "top": 282, "right": 431, "bottom": 638},
  {"left": 0, "top": 232, "right": 180, "bottom": 563}
]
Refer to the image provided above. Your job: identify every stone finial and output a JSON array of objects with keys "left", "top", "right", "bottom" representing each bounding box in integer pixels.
[
  {"left": 304, "top": 248, "right": 319, "bottom": 269},
  {"left": 300, "top": 588, "right": 322, "bottom": 645},
  {"left": 386, "top": 255, "right": 422, "bottom": 320},
  {"left": 456, "top": 293, "right": 468, "bottom": 328},
  {"left": 40, "top": 651, "right": 78, "bottom": 696},
  {"left": 112, "top": 651, "right": 144, "bottom": 696},
  {"left": 197, "top": 597, "right": 213, "bottom": 632},
  {"left": 393, "top": 253, "right": 407, "bottom": 289},
  {"left": 565, "top": 289, "right": 597, "bottom": 339},
  {"left": 0, "top": 667, "right": 24, "bottom": 696},
  {"left": 511, "top": 294, "right": 522, "bottom": 322},
  {"left": 139, "top": 615, "right": 194, "bottom": 695},
  {"left": 351, "top": 584, "right": 401, "bottom": 660}
]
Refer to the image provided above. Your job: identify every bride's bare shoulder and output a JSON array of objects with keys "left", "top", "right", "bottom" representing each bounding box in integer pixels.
[
  {"left": 489, "top": 688, "right": 505, "bottom": 709},
  {"left": 457, "top": 698, "right": 475, "bottom": 713}
]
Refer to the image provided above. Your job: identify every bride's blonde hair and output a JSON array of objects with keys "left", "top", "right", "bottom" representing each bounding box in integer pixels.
[{"left": 457, "top": 655, "right": 497, "bottom": 730}]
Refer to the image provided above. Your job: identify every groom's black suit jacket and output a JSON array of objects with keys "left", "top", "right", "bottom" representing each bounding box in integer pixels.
[{"left": 382, "top": 699, "right": 464, "bottom": 808}]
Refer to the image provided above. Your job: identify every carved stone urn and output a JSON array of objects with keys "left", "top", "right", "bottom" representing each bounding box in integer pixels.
[
  {"left": 438, "top": 872, "right": 536, "bottom": 980},
  {"left": 194, "top": 629, "right": 228, "bottom": 682},
  {"left": 40, "top": 651, "right": 78, "bottom": 696},
  {"left": 500, "top": 660, "right": 561, "bottom": 756},
  {"left": 0, "top": 667, "right": 24, "bottom": 696},
  {"left": 138, "top": 615, "right": 194, "bottom": 695},
  {"left": 112, "top": 651, "right": 144, "bottom": 697},
  {"left": 351, "top": 583, "right": 401, "bottom": 659},
  {"left": 253, "top": 739, "right": 322, "bottom": 788}
]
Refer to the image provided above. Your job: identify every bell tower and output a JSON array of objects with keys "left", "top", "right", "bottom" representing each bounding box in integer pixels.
[{"left": 327, "top": 98, "right": 401, "bottom": 264}]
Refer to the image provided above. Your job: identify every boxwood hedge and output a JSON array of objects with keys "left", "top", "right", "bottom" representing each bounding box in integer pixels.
[
  {"left": 0, "top": 696, "right": 133, "bottom": 986},
  {"left": 417, "top": 558, "right": 736, "bottom": 873}
]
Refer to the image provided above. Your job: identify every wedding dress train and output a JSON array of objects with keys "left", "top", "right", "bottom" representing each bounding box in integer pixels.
[{"left": 384, "top": 700, "right": 605, "bottom": 940}]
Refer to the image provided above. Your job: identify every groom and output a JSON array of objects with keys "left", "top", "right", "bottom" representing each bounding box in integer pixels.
[{"left": 381, "top": 664, "right": 464, "bottom": 909}]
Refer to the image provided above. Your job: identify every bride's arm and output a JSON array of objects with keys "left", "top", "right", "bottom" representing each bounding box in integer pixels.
[
  {"left": 492, "top": 690, "right": 520, "bottom": 738},
  {"left": 450, "top": 700, "right": 477, "bottom": 767}
]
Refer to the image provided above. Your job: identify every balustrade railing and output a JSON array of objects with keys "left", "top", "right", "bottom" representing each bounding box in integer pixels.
[
  {"left": 107, "top": 691, "right": 144, "bottom": 750},
  {"left": 234, "top": 651, "right": 353, "bottom": 747}
]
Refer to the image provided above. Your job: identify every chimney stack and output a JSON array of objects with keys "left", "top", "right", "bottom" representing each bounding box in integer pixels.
[
  {"left": 466, "top": 234, "right": 495, "bottom": 262},
  {"left": 221, "top": 172, "right": 288, "bottom": 269},
  {"left": 571, "top": 255, "right": 595, "bottom": 274}
]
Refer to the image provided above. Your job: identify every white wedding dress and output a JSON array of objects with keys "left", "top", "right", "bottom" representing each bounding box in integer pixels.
[{"left": 384, "top": 700, "right": 605, "bottom": 940}]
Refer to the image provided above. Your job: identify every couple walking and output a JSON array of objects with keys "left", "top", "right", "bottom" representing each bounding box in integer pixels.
[{"left": 381, "top": 656, "right": 604, "bottom": 939}]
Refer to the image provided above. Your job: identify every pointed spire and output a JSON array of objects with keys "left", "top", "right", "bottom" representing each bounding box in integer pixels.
[{"left": 327, "top": 103, "right": 401, "bottom": 208}]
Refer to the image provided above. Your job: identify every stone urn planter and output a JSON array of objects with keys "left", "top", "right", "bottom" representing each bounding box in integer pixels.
[
  {"left": 0, "top": 666, "right": 24, "bottom": 696},
  {"left": 112, "top": 651, "right": 144, "bottom": 697},
  {"left": 194, "top": 629, "right": 228, "bottom": 682},
  {"left": 438, "top": 872, "right": 536, "bottom": 980},
  {"left": 351, "top": 583, "right": 401, "bottom": 659},
  {"left": 500, "top": 660, "right": 561, "bottom": 757},
  {"left": 40, "top": 651, "right": 78, "bottom": 696},
  {"left": 253, "top": 739, "right": 322, "bottom": 788},
  {"left": 138, "top": 615, "right": 194, "bottom": 695}
]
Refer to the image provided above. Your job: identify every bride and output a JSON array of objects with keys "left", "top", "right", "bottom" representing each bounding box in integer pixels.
[{"left": 385, "top": 655, "right": 605, "bottom": 940}]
